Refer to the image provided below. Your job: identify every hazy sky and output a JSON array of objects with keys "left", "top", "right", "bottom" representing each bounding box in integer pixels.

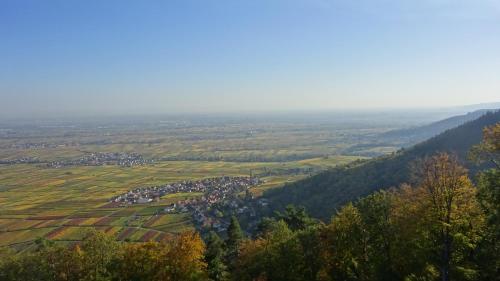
[{"left": 1, "top": 0, "right": 499, "bottom": 117}]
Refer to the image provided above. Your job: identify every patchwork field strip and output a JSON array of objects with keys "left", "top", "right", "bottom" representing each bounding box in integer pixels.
[
  {"left": 28, "top": 215, "right": 67, "bottom": 220},
  {"left": 45, "top": 227, "right": 66, "bottom": 239},
  {"left": 117, "top": 227, "right": 137, "bottom": 240},
  {"left": 139, "top": 230, "right": 159, "bottom": 242},
  {"left": 143, "top": 215, "right": 162, "bottom": 227},
  {"left": 93, "top": 216, "right": 119, "bottom": 226}
]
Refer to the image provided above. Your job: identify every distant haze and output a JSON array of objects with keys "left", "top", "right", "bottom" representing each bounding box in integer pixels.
[{"left": 1, "top": 0, "right": 499, "bottom": 118}]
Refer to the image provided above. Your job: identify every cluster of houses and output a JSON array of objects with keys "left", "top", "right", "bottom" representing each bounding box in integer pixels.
[
  {"left": 46, "top": 152, "right": 151, "bottom": 168},
  {"left": 111, "top": 176, "right": 260, "bottom": 205},
  {"left": 111, "top": 176, "right": 264, "bottom": 233},
  {"left": 9, "top": 142, "right": 60, "bottom": 149},
  {"left": 0, "top": 157, "right": 41, "bottom": 165}
]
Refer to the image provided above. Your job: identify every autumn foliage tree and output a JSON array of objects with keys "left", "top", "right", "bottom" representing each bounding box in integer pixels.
[
  {"left": 414, "top": 154, "right": 484, "bottom": 281},
  {"left": 469, "top": 123, "right": 500, "bottom": 168},
  {"left": 156, "top": 231, "right": 207, "bottom": 281}
]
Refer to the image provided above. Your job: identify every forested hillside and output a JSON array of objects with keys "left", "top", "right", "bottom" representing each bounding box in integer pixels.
[{"left": 263, "top": 111, "right": 500, "bottom": 220}]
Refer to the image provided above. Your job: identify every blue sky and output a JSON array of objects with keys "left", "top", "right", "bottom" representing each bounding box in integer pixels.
[{"left": 1, "top": 0, "right": 499, "bottom": 117}]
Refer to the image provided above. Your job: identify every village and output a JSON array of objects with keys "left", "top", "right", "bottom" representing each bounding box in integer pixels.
[
  {"left": 0, "top": 157, "right": 41, "bottom": 165},
  {"left": 110, "top": 176, "right": 260, "bottom": 205},
  {"left": 46, "top": 152, "right": 152, "bottom": 168},
  {"left": 110, "top": 176, "right": 264, "bottom": 232}
]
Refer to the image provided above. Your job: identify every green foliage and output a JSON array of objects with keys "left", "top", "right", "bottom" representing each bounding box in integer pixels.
[
  {"left": 80, "top": 230, "right": 119, "bottom": 281},
  {"left": 0, "top": 240, "right": 83, "bottom": 281},
  {"left": 469, "top": 123, "right": 500, "bottom": 168},
  {"left": 412, "top": 154, "right": 484, "bottom": 281},
  {"left": 356, "top": 191, "right": 398, "bottom": 281},
  {"left": 233, "top": 220, "right": 324, "bottom": 281},
  {"left": 205, "top": 232, "right": 228, "bottom": 281},
  {"left": 475, "top": 168, "right": 500, "bottom": 280},
  {"left": 321, "top": 203, "right": 370, "bottom": 281},
  {"left": 225, "top": 215, "right": 244, "bottom": 271},
  {"left": 477, "top": 169, "right": 500, "bottom": 232},
  {"left": 274, "top": 205, "right": 316, "bottom": 231}
]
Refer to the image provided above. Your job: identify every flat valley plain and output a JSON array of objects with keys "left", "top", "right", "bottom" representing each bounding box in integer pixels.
[{"left": 0, "top": 113, "right": 429, "bottom": 250}]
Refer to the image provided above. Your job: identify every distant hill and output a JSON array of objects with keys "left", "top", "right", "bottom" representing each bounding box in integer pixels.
[
  {"left": 381, "top": 109, "right": 494, "bottom": 146},
  {"left": 450, "top": 102, "right": 500, "bottom": 112},
  {"left": 263, "top": 110, "right": 500, "bottom": 220}
]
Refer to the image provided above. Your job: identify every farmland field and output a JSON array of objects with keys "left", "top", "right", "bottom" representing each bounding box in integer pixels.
[{"left": 0, "top": 114, "right": 420, "bottom": 249}]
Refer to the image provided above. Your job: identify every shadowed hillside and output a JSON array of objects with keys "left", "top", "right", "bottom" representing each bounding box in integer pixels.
[{"left": 263, "top": 110, "right": 500, "bottom": 220}]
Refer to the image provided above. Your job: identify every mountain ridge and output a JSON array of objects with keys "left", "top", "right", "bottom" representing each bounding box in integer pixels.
[
  {"left": 381, "top": 109, "right": 494, "bottom": 146},
  {"left": 263, "top": 110, "right": 500, "bottom": 220}
]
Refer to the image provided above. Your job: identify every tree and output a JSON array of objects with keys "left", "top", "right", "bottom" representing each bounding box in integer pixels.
[
  {"left": 356, "top": 190, "right": 398, "bottom": 281},
  {"left": 112, "top": 242, "right": 163, "bottom": 281},
  {"left": 232, "top": 238, "right": 267, "bottom": 281},
  {"left": 39, "top": 243, "right": 84, "bottom": 281},
  {"left": 319, "top": 203, "right": 369, "bottom": 281},
  {"left": 469, "top": 123, "right": 500, "bottom": 168},
  {"left": 0, "top": 238, "right": 83, "bottom": 281},
  {"left": 225, "top": 216, "right": 244, "bottom": 270},
  {"left": 475, "top": 169, "right": 500, "bottom": 281},
  {"left": 234, "top": 219, "right": 316, "bottom": 281},
  {"left": 0, "top": 249, "right": 45, "bottom": 281},
  {"left": 415, "top": 153, "right": 484, "bottom": 281},
  {"left": 205, "top": 231, "right": 229, "bottom": 281},
  {"left": 473, "top": 122, "right": 500, "bottom": 280},
  {"left": 389, "top": 184, "right": 436, "bottom": 280},
  {"left": 256, "top": 217, "right": 277, "bottom": 237},
  {"left": 159, "top": 231, "right": 207, "bottom": 281},
  {"left": 261, "top": 220, "right": 303, "bottom": 281},
  {"left": 80, "top": 229, "right": 119, "bottom": 281},
  {"left": 274, "top": 205, "right": 315, "bottom": 231},
  {"left": 295, "top": 225, "right": 324, "bottom": 281}
]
